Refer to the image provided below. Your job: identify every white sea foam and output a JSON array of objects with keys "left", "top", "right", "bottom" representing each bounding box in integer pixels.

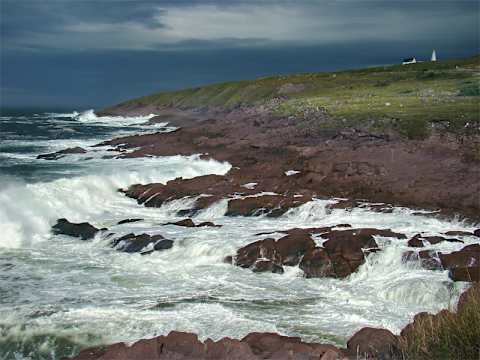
[
  {"left": 75, "top": 109, "right": 156, "bottom": 126},
  {"left": 0, "top": 156, "right": 230, "bottom": 249}
]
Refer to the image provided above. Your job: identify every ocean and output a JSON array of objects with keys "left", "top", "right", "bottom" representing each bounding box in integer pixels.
[{"left": 0, "top": 109, "right": 474, "bottom": 359}]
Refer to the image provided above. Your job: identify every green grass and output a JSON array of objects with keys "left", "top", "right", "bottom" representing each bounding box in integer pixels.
[
  {"left": 400, "top": 287, "right": 480, "bottom": 360},
  {"left": 114, "top": 55, "right": 480, "bottom": 139}
]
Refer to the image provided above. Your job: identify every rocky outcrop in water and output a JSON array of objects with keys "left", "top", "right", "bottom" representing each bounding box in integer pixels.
[
  {"left": 164, "top": 219, "right": 221, "bottom": 228},
  {"left": 402, "top": 244, "right": 479, "bottom": 282},
  {"left": 111, "top": 233, "right": 173, "bottom": 254},
  {"left": 228, "top": 227, "right": 408, "bottom": 278},
  {"left": 440, "top": 244, "right": 480, "bottom": 282},
  {"left": 407, "top": 234, "right": 463, "bottom": 247},
  {"left": 52, "top": 218, "right": 102, "bottom": 240},
  {"left": 37, "top": 147, "right": 87, "bottom": 160}
]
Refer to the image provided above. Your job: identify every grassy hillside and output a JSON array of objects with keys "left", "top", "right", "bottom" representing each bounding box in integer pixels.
[{"left": 118, "top": 56, "right": 479, "bottom": 138}]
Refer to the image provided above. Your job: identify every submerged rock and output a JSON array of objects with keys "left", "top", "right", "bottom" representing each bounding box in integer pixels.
[
  {"left": 37, "top": 147, "right": 87, "bottom": 160},
  {"left": 111, "top": 233, "right": 173, "bottom": 254},
  {"left": 52, "top": 218, "right": 101, "bottom": 240},
  {"left": 117, "top": 218, "right": 143, "bottom": 225},
  {"left": 164, "top": 219, "right": 221, "bottom": 228}
]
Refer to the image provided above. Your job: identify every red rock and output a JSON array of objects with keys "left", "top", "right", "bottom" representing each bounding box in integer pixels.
[
  {"left": 251, "top": 260, "right": 284, "bottom": 274},
  {"left": 299, "top": 248, "right": 335, "bottom": 278},
  {"left": 65, "top": 331, "right": 344, "bottom": 360},
  {"left": 408, "top": 236, "right": 424, "bottom": 247},
  {"left": 235, "top": 238, "right": 280, "bottom": 269},
  {"left": 457, "top": 283, "right": 480, "bottom": 312},
  {"left": 275, "top": 231, "right": 316, "bottom": 265},
  {"left": 449, "top": 267, "right": 480, "bottom": 282},
  {"left": 439, "top": 244, "right": 480, "bottom": 269},
  {"left": 346, "top": 327, "right": 400, "bottom": 359}
]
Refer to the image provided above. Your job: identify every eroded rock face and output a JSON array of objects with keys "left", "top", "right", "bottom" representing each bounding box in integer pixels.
[
  {"left": 52, "top": 219, "right": 101, "bottom": 240},
  {"left": 37, "top": 147, "right": 87, "bottom": 160},
  {"left": 346, "top": 327, "right": 400, "bottom": 359},
  {"left": 407, "top": 234, "right": 463, "bottom": 247},
  {"left": 66, "top": 331, "right": 344, "bottom": 360},
  {"left": 111, "top": 233, "right": 173, "bottom": 254}
]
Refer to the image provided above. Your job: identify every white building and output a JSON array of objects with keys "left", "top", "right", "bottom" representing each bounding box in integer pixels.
[
  {"left": 431, "top": 49, "right": 437, "bottom": 61},
  {"left": 402, "top": 57, "right": 417, "bottom": 65}
]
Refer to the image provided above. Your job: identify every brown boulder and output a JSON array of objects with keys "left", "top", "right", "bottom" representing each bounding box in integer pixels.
[
  {"left": 346, "top": 327, "right": 400, "bottom": 359},
  {"left": 241, "top": 332, "right": 342, "bottom": 359},
  {"left": 439, "top": 244, "right": 480, "bottom": 269},
  {"left": 457, "top": 283, "right": 480, "bottom": 312},
  {"left": 251, "top": 260, "right": 284, "bottom": 274},
  {"left": 275, "top": 230, "right": 316, "bottom": 265},
  {"left": 449, "top": 267, "right": 480, "bottom": 282},
  {"left": 235, "top": 238, "right": 280, "bottom": 269},
  {"left": 299, "top": 248, "right": 335, "bottom": 278}
]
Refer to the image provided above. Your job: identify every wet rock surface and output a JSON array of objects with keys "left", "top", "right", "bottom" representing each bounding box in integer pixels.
[
  {"left": 231, "top": 227, "right": 398, "bottom": 278},
  {"left": 66, "top": 330, "right": 345, "bottom": 360},
  {"left": 164, "top": 218, "right": 221, "bottom": 228},
  {"left": 346, "top": 327, "right": 400, "bottom": 359},
  {"left": 37, "top": 147, "right": 87, "bottom": 160},
  {"left": 52, "top": 218, "right": 101, "bottom": 240},
  {"left": 226, "top": 194, "right": 311, "bottom": 217},
  {"left": 111, "top": 233, "right": 173, "bottom": 254},
  {"left": 440, "top": 244, "right": 480, "bottom": 282}
]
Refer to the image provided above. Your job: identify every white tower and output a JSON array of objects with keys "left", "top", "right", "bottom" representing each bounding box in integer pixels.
[{"left": 431, "top": 49, "right": 437, "bottom": 62}]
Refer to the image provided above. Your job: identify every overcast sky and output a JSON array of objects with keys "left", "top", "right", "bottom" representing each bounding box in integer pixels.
[{"left": 1, "top": 0, "right": 478, "bottom": 109}]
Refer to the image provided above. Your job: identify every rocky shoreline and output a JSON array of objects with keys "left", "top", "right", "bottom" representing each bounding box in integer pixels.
[
  {"left": 39, "top": 105, "right": 480, "bottom": 359},
  {"left": 65, "top": 285, "right": 479, "bottom": 360}
]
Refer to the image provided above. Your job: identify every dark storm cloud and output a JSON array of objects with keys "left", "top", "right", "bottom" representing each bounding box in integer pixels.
[
  {"left": 1, "top": 0, "right": 478, "bottom": 108},
  {"left": 2, "top": 0, "right": 478, "bottom": 51}
]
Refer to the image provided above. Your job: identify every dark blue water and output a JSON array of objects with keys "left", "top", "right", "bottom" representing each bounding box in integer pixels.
[{"left": 0, "top": 109, "right": 159, "bottom": 182}]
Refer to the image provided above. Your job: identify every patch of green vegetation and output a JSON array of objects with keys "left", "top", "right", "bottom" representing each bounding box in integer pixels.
[
  {"left": 400, "top": 288, "right": 480, "bottom": 360},
  {"left": 111, "top": 55, "right": 480, "bottom": 138},
  {"left": 459, "top": 81, "right": 480, "bottom": 96}
]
